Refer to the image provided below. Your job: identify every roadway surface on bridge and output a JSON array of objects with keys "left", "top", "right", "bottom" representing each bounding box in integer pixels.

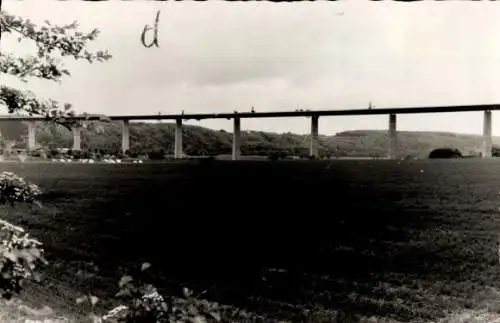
[{"left": 0, "top": 103, "right": 499, "bottom": 122}]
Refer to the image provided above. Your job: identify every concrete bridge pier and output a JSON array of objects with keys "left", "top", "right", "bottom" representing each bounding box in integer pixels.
[
  {"left": 310, "top": 115, "right": 319, "bottom": 158},
  {"left": 174, "top": 119, "right": 183, "bottom": 159},
  {"left": 232, "top": 117, "right": 241, "bottom": 160},
  {"left": 72, "top": 126, "right": 81, "bottom": 151},
  {"left": 122, "top": 120, "right": 130, "bottom": 154},
  {"left": 388, "top": 113, "right": 398, "bottom": 159},
  {"left": 483, "top": 110, "right": 493, "bottom": 158},
  {"left": 27, "top": 121, "right": 36, "bottom": 152}
]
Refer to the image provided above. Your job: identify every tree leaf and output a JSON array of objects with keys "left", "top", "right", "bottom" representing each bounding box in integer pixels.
[
  {"left": 182, "top": 287, "right": 193, "bottom": 298},
  {"left": 89, "top": 295, "right": 99, "bottom": 306},
  {"left": 115, "top": 289, "right": 131, "bottom": 298},
  {"left": 3, "top": 251, "right": 18, "bottom": 262},
  {"left": 118, "top": 275, "right": 133, "bottom": 288},
  {"left": 140, "top": 262, "right": 151, "bottom": 272},
  {"left": 75, "top": 295, "right": 87, "bottom": 304},
  {"left": 208, "top": 311, "right": 221, "bottom": 321}
]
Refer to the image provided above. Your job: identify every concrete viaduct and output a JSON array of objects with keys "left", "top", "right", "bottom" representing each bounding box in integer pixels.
[{"left": 0, "top": 103, "right": 499, "bottom": 160}]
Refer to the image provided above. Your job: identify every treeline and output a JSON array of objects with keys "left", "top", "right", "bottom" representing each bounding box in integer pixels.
[{"left": 1, "top": 120, "right": 498, "bottom": 158}]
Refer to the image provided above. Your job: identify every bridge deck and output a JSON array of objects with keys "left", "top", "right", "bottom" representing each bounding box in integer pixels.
[{"left": 0, "top": 103, "right": 499, "bottom": 122}]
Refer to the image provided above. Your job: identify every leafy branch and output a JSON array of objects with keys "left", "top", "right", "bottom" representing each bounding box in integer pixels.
[
  {"left": 0, "top": 10, "right": 112, "bottom": 128},
  {"left": 1, "top": 52, "right": 69, "bottom": 82},
  {"left": 1, "top": 11, "right": 111, "bottom": 72}
]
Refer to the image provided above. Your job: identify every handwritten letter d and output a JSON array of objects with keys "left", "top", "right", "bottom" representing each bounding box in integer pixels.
[{"left": 141, "top": 10, "right": 160, "bottom": 48}]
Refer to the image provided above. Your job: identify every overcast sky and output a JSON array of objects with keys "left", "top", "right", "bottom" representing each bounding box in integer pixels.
[{"left": 3, "top": 1, "right": 500, "bottom": 135}]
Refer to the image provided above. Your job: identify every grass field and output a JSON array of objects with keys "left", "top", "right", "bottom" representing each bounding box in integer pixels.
[{"left": 2, "top": 159, "right": 500, "bottom": 322}]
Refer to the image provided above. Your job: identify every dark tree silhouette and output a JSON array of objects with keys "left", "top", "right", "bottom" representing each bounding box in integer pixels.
[{"left": 428, "top": 148, "right": 462, "bottom": 159}]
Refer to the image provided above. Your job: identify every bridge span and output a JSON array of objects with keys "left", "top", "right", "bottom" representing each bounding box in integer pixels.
[{"left": 0, "top": 103, "right": 498, "bottom": 160}]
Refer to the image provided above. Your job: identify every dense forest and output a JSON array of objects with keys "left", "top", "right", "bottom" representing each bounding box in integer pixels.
[{"left": 0, "top": 120, "right": 497, "bottom": 158}]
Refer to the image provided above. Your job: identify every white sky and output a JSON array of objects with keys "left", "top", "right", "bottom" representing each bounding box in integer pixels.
[{"left": 3, "top": 0, "right": 500, "bottom": 135}]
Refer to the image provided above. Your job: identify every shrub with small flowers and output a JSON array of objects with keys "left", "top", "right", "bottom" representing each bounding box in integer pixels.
[
  {"left": 79, "top": 262, "right": 224, "bottom": 323},
  {"left": 0, "top": 172, "right": 42, "bottom": 206},
  {"left": 98, "top": 263, "right": 189, "bottom": 322},
  {"left": 0, "top": 171, "right": 47, "bottom": 299},
  {"left": 101, "top": 284, "right": 170, "bottom": 323}
]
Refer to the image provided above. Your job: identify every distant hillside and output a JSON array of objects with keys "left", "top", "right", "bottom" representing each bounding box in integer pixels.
[{"left": 0, "top": 120, "right": 496, "bottom": 158}]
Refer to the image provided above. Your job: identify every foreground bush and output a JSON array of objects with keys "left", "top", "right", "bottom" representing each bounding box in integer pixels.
[
  {"left": 428, "top": 148, "right": 462, "bottom": 159},
  {"left": 0, "top": 172, "right": 47, "bottom": 300},
  {"left": 0, "top": 172, "right": 42, "bottom": 205},
  {"left": 76, "top": 262, "right": 227, "bottom": 323}
]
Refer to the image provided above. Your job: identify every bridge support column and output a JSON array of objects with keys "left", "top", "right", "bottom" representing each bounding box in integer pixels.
[
  {"left": 388, "top": 114, "right": 398, "bottom": 159},
  {"left": 232, "top": 117, "right": 241, "bottom": 160},
  {"left": 174, "top": 119, "right": 183, "bottom": 159},
  {"left": 483, "top": 110, "right": 493, "bottom": 158},
  {"left": 72, "top": 126, "right": 81, "bottom": 151},
  {"left": 122, "top": 120, "right": 130, "bottom": 154},
  {"left": 310, "top": 115, "right": 319, "bottom": 158},
  {"left": 27, "top": 121, "right": 36, "bottom": 152}
]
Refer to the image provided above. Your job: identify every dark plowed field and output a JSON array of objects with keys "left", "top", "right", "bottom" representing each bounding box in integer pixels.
[{"left": 2, "top": 159, "right": 500, "bottom": 322}]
